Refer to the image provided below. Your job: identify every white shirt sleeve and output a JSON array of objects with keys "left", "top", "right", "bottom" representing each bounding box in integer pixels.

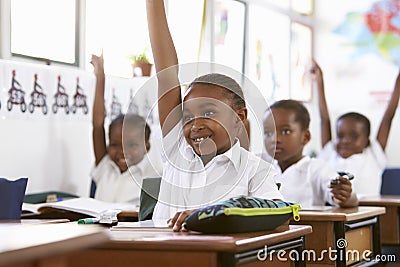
[
  {"left": 90, "top": 155, "right": 112, "bottom": 184},
  {"left": 369, "top": 139, "right": 387, "bottom": 169}
]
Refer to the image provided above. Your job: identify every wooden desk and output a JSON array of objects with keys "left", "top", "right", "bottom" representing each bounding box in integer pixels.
[
  {"left": 359, "top": 195, "right": 400, "bottom": 245},
  {"left": 292, "top": 206, "right": 385, "bottom": 267},
  {"left": 0, "top": 221, "right": 109, "bottom": 267},
  {"left": 68, "top": 224, "right": 312, "bottom": 267}
]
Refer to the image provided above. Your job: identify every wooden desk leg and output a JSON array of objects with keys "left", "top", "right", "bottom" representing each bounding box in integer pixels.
[
  {"left": 294, "top": 236, "right": 306, "bottom": 267},
  {"left": 373, "top": 216, "right": 381, "bottom": 256},
  {"left": 334, "top": 221, "right": 346, "bottom": 267}
]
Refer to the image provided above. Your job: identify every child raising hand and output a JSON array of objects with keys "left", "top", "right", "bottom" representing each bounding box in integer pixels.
[
  {"left": 146, "top": 0, "right": 282, "bottom": 231},
  {"left": 262, "top": 100, "right": 358, "bottom": 208},
  {"left": 311, "top": 60, "right": 400, "bottom": 196},
  {"left": 90, "top": 53, "right": 161, "bottom": 204}
]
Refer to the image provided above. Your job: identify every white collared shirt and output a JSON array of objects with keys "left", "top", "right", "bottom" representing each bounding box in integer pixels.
[
  {"left": 153, "top": 124, "right": 282, "bottom": 219},
  {"left": 317, "top": 140, "right": 387, "bottom": 196},
  {"left": 269, "top": 156, "right": 336, "bottom": 207},
  {"left": 91, "top": 154, "right": 162, "bottom": 204}
]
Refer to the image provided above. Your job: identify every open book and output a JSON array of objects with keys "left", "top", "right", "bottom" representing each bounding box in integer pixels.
[{"left": 22, "top": 197, "right": 138, "bottom": 220}]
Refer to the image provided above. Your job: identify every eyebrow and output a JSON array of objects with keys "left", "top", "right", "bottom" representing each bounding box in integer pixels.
[{"left": 183, "top": 102, "right": 218, "bottom": 112}]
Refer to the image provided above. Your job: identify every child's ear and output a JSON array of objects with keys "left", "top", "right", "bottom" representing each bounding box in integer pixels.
[
  {"left": 302, "top": 129, "right": 311, "bottom": 145},
  {"left": 235, "top": 107, "right": 248, "bottom": 124},
  {"left": 145, "top": 142, "right": 151, "bottom": 152}
]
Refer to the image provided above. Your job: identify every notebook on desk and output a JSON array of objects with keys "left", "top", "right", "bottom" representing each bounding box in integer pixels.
[{"left": 22, "top": 197, "right": 138, "bottom": 220}]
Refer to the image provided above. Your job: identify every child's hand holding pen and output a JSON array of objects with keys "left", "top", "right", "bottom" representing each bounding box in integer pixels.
[{"left": 329, "top": 172, "right": 354, "bottom": 205}]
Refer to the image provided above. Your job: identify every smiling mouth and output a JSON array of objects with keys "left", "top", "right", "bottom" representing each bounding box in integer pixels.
[{"left": 192, "top": 135, "right": 211, "bottom": 144}]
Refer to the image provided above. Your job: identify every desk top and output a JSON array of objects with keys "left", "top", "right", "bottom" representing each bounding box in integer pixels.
[
  {"left": 359, "top": 195, "right": 400, "bottom": 206},
  {"left": 298, "top": 206, "right": 386, "bottom": 222},
  {"left": 103, "top": 224, "right": 312, "bottom": 253},
  {"left": 0, "top": 221, "right": 109, "bottom": 266}
]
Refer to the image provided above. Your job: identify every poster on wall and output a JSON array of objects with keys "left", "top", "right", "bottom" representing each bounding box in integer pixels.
[
  {"left": 213, "top": 0, "right": 246, "bottom": 74},
  {"left": 1, "top": 61, "right": 94, "bottom": 120},
  {"left": 104, "top": 76, "right": 156, "bottom": 127},
  {"left": 247, "top": 5, "right": 290, "bottom": 101},
  {"left": 52, "top": 74, "right": 71, "bottom": 115},
  {"left": 334, "top": 0, "right": 400, "bottom": 67},
  {"left": 53, "top": 68, "right": 93, "bottom": 120},
  {"left": 3, "top": 62, "right": 31, "bottom": 119}
]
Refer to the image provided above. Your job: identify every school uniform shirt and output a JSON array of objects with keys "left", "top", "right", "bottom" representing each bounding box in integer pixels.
[
  {"left": 91, "top": 154, "right": 162, "bottom": 205},
  {"left": 153, "top": 124, "right": 283, "bottom": 220},
  {"left": 317, "top": 140, "right": 387, "bottom": 196},
  {"left": 263, "top": 154, "right": 336, "bottom": 207}
]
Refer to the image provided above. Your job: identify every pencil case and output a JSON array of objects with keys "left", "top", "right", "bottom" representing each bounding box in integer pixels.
[{"left": 184, "top": 196, "right": 300, "bottom": 234}]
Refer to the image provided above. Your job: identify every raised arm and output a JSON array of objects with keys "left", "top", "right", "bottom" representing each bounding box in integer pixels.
[
  {"left": 376, "top": 70, "right": 400, "bottom": 150},
  {"left": 91, "top": 53, "right": 107, "bottom": 165},
  {"left": 310, "top": 59, "right": 332, "bottom": 147},
  {"left": 146, "top": 0, "right": 182, "bottom": 136}
]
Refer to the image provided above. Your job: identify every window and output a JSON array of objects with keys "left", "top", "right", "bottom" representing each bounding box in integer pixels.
[
  {"left": 85, "top": 0, "right": 149, "bottom": 77},
  {"left": 10, "top": 0, "right": 78, "bottom": 65}
]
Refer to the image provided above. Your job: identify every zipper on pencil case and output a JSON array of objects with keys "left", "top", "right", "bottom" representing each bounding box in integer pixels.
[{"left": 223, "top": 204, "right": 301, "bottom": 221}]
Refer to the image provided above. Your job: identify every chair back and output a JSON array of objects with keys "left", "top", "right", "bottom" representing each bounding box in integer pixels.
[
  {"left": 0, "top": 177, "right": 28, "bottom": 220},
  {"left": 380, "top": 168, "right": 400, "bottom": 195},
  {"left": 139, "top": 177, "right": 161, "bottom": 221}
]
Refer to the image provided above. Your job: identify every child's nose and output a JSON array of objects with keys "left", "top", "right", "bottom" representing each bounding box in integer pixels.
[
  {"left": 191, "top": 117, "right": 205, "bottom": 131},
  {"left": 341, "top": 136, "right": 351, "bottom": 144},
  {"left": 274, "top": 132, "right": 281, "bottom": 143}
]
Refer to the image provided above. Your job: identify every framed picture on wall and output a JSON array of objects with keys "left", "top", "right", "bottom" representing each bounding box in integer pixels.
[
  {"left": 213, "top": 0, "right": 246, "bottom": 74},
  {"left": 290, "top": 21, "right": 313, "bottom": 102},
  {"left": 247, "top": 5, "right": 291, "bottom": 101}
]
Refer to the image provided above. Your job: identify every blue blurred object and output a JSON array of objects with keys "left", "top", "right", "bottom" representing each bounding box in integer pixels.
[
  {"left": 90, "top": 180, "right": 97, "bottom": 198},
  {"left": 0, "top": 177, "right": 28, "bottom": 220},
  {"left": 380, "top": 168, "right": 400, "bottom": 195}
]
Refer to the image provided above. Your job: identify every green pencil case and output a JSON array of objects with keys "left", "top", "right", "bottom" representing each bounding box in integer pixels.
[{"left": 184, "top": 196, "right": 300, "bottom": 234}]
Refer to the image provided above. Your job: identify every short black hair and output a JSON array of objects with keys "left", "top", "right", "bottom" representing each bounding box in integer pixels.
[
  {"left": 337, "top": 112, "right": 371, "bottom": 137},
  {"left": 187, "top": 73, "right": 246, "bottom": 110},
  {"left": 109, "top": 113, "right": 151, "bottom": 143},
  {"left": 270, "top": 99, "right": 310, "bottom": 130}
]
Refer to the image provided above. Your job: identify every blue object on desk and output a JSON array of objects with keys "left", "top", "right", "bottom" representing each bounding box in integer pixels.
[
  {"left": 0, "top": 177, "right": 28, "bottom": 220},
  {"left": 381, "top": 168, "right": 400, "bottom": 195}
]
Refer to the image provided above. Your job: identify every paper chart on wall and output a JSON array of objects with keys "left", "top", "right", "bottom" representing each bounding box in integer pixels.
[
  {"left": 105, "top": 76, "right": 157, "bottom": 127},
  {"left": 0, "top": 60, "right": 94, "bottom": 121}
]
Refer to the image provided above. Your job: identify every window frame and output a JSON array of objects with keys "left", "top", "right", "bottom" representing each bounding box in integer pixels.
[{"left": 5, "top": 0, "right": 81, "bottom": 67}]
